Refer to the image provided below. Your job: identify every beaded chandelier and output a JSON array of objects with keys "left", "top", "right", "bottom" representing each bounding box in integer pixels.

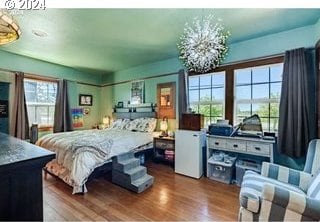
[{"left": 178, "top": 14, "right": 230, "bottom": 73}]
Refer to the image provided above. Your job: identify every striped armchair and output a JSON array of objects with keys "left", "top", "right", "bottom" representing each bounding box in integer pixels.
[{"left": 239, "top": 139, "right": 320, "bottom": 221}]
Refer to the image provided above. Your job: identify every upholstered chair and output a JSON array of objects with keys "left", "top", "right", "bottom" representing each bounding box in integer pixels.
[{"left": 239, "top": 139, "right": 320, "bottom": 221}]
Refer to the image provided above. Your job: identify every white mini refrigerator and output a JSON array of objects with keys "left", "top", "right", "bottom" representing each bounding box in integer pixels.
[{"left": 174, "top": 129, "right": 206, "bottom": 179}]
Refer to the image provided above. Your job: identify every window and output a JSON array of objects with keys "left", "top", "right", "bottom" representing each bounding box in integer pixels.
[
  {"left": 188, "top": 72, "right": 225, "bottom": 127},
  {"left": 234, "top": 63, "right": 283, "bottom": 132},
  {"left": 24, "top": 79, "right": 57, "bottom": 127}
]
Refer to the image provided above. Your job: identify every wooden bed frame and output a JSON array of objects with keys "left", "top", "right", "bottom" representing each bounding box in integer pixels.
[{"left": 43, "top": 110, "right": 156, "bottom": 193}]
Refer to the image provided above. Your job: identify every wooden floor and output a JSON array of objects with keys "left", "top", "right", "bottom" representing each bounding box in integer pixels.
[{"left": 43, "top": 161, "right": 240, "bottom": 221}]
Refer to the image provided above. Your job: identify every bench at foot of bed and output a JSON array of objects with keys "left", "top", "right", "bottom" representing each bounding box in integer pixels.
[{"left": 112, "top": 152, "right": 154, "bottom": 193}]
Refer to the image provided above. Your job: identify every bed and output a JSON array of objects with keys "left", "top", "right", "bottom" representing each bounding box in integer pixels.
[{"left": 36, "top": 114, "right": 157, "bottom": 194}]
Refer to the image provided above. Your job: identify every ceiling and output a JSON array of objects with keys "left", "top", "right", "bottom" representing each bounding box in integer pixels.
[{"left": 1, "top": 8, "right": 320, "bottom": 75}]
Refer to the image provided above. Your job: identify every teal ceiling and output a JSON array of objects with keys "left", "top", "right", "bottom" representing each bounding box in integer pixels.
[{"left": 1, "top": 9, "right": 320, "bottom": 75}]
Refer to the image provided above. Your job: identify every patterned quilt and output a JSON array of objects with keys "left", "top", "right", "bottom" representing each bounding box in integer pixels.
[{"left": 37, "top": 129, "right": 153, "bottom": 193}]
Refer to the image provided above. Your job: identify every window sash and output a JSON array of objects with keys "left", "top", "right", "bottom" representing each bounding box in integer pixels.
[
  {"left": 24, "top": 79, "right": 57, "bottom": 127},
  {"left": 188, "top": 71, "right": 226, "bottom": 126}
]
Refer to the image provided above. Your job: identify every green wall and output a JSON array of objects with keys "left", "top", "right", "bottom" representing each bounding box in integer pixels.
[
  {"left": 100, "top": 22, "right": 319, "bottom": 169},
  {"left": 0, "top": 50, "right": 102, "bottom": 131}
]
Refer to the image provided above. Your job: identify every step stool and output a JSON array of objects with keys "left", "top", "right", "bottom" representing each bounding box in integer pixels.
[{"left": 112, "top": 152, "right": 154, "bottom": 193}]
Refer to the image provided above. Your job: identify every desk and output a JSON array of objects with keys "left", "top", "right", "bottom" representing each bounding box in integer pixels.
[{"left": 0, "top": 133, "right": 55, "bottom": 221}]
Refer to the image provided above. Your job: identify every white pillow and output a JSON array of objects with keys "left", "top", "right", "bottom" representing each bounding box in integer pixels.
[
  {"left": 110, "top": 119, "right": 130, "bottom": 130},
  {"left": 126, "top": 118, "right": 157, "bottom": 132}
]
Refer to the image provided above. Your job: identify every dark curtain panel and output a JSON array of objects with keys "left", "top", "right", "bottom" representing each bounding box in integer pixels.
[
  {"left": 10, "top": 72, "right": 29, "bottom": 139},
  {"left": 53, "top": 79, "right": 73, "bottom": 133},
  {"left": 278, "top": 48, "right": 310, "bottom": 158},
  {"left": 178, "top": 69, "right": 188, "bottom": 128}
]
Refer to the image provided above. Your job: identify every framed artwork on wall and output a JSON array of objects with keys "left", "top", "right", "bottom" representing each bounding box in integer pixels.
[
  {"left": 157, "top": 82, "right": 176, "bottom": 119},
  {"left": 131, "top": 80, "right": 144, "bottom": 104},
  {"left": 79, "top": 94, "right": 93, "bottom": 106}
]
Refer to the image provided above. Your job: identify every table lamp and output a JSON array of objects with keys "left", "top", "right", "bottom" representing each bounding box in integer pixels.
[
  {"left": 102, "top": 115, "right": 110, "bottom": 129},
  {"left": 159, "top": 117, "right": 168, "bottom": 137}
]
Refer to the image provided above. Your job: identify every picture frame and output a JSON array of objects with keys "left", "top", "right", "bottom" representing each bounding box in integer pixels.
[
  {"left": 79, "top": 94, "right": 93, "bottom": 106},
  {"left": 131, "top": 80, "right": 144, "bottom": 104},
  {"left": 157, "top": 82, "right": 176, "bottom": 119}
]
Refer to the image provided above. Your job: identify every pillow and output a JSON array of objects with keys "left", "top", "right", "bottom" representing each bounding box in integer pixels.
[
  {"left": 109, "top": 119, "right": 130, "bottom": 130},
  {"left": 126, "top": 118, "right": 157, "bottom": 132}
]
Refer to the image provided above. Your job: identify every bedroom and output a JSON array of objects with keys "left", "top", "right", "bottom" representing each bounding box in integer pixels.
[{"left": 0, "top": 1, "right": 320, "bottom": 221}]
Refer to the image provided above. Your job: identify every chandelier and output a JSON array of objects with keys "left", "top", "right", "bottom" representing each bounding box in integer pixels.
[
  {"left": 0, "top": 9, "right": 21, "bottom": 45},
  {"left": 178, "top": 14, "right": 230, "bottom": 73}
]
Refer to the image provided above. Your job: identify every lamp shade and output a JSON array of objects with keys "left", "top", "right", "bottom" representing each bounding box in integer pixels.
[
  {"left": 160, "top": 119, "right": 168, "bottom": 131},
  {"left": 103, "top": 116, "right": 110, "bottom": 125},
  {"left": 0, "top": 10, "right": 21, "bottom": 45}
]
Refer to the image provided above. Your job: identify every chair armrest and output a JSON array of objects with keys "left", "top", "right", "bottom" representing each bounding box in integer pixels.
[
  {"left": 262, "top": 183, "right": 320, "bottom": 221},
  {"left": 261, "top": 162, "right": 311, "bottom": 192}
]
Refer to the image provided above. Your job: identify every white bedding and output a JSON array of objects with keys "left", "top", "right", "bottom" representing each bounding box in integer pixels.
[{"left": 36, "top": 128, "right": 154, "bottom": 193}]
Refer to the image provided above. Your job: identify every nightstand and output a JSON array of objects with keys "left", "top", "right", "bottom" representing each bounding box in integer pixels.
[{"left": 153, "top": 136, "right": 175, "bottom": 166}]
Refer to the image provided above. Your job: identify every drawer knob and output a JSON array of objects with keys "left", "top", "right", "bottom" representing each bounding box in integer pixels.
[
  {"left": 233, "top": 144, "right": 238, "bottom": 148},
  {"left": 214, "top": 142, "right": 219, "bottom": 145},
  {"left": 255, "top": 147, "right": 261, "bottom": 151}
]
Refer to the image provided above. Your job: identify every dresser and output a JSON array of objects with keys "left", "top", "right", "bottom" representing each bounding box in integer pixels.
[
  {"left": 206, "top": 135, "right": 275, "bottom": 180},
  {"left": 207, "top": 135, "right": 275, "bottom": 162},
  {"left": 0, "top": 133, "right": 55, "bottom": 221}
]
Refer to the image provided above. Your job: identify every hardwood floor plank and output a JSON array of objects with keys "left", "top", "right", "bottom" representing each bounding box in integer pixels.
[{"left": 43, "top": 161, "right": 240, "bottom": 221}]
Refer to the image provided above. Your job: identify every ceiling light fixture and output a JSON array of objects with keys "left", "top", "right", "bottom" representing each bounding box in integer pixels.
[
  {"left": 178, "top": 14, "right": 230, "bottom": 73},
  {"left": 0, "top": 9, "right": 21, "bottom": 45}
]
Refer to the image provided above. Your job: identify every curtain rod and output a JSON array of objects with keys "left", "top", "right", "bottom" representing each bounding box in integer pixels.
[{"left": 0, "top": 67, "right": 101, "bottom": 87}]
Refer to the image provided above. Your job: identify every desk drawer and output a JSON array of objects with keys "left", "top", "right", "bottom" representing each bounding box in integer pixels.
[
  {"left": 155, "top": 141, "right": 174, "bottom": 150},
  {"left": 226, "top": 140, "right": 246, "bottom": 152},
  {"left": 208, "top": 138, "right": 226, "bottom": 149},
  {"left": 247, "top": 142, "right": 270, "bottom": 155}
]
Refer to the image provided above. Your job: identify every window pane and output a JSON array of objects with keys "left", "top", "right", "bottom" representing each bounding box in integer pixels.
[
  {"left": 204, "top": 116, "right": 211, "bottom": 127},
  {"left": 212, "top": 87, "right": 224, "bottom": 101},
  {"left": 236, "top": 104, "right": 251, "bottom": 117},
  {"left": 49, "top": 106, "right": 55, "bottom": 123},
  {"left": 48, "top": 84, "right": 57, "bottom": 103},
  {"left": 199, "top": 105, "right": 211, "bottom": 116},
  {"left": 252, "top": 84, "right": 269, "bottom": 99},
  {"left": 37, "top": 82, "right": 49, "bottom": 103},
  {"left": 199, "top": 89, "right": 211, "bottom": 102},
  {"left": 211, "top": 104, "right": 223, "bottom": 117},
  {"left": 190, "top": 104, "right": 198, "bottom": 113},
  {"left": 260, "top": 117, "right": 270, "bottom": 132},
  {"left": 212, "top": 72, "right": 225, "bottom": 87},
  {"left": 270, "top": 83, "right": 281, "bottom": 99},
  {"left": 200, "top": 75, "right": 211, "bottom": 89},
  {"left": 25, "top": 82, "right": 37, "bottom": 102},
  {"left": 252, "top": 66, "right": 269, "bottom": 83},
  {"left": 270, "top": 103, "right": 280, "bottom": 117},
  {"left": 27, "top": 106, "right": 36, "bottom": 125},
  {"left": 36, "top": 106, "right": 49, "bottom": 125},
  {"left": 252, "top": 103, "right": 269, "bottom": 118},
  {"left": 189, "top": 90, "right": 199, "bottom": 103},
  {"left": 235, "top": 68, "right": 251, "bottom": 85},
  {"left": 236, "top": 85, "right": 251, "bottom": 100},
  {"left": 270, "top": 64, "right": 283, "bottom": 82},
  {"left": 270, "top": 118, "right": 279, "bottom": 132},
  {"left": 189, "top": 76, "right": 199, "bottom": 89}
]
